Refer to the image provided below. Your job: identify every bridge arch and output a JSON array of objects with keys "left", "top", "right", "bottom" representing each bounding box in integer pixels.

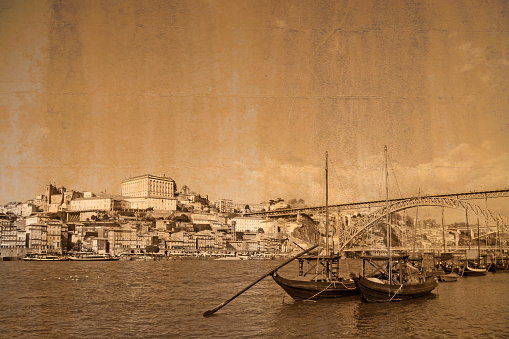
[{"left": 337, "top": 196, "right": 509, "bottom": 252}]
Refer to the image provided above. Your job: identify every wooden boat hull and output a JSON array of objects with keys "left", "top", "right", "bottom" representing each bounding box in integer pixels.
[
  {"left": 271, "top": 273, "right": 358, "bottom": 301},
  {"left": 353, "top": 276, "right": 438, "bottom": 302},
  {"left": 493, "top": 263, "right": 509, "bottom": 272},
  {"left": 69, "top": 256, "right": 119, "bottom": 261},
  {"left": 438, "top": 273, "right": 459, "bottom": 282},
  {"left": 440, "top": 263, "right": 459, "bottom": 274},
  {"left": 462, "top": 266, "right": 487, "bottom": 276},
  {"left": 22, "top": 256, "right": 68, "bottom": 261}
]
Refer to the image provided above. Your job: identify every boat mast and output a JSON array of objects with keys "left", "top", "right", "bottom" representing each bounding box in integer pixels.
[
  {"left": 413, "top": 189, "right": 420, "bottom": 256},
  {"left": 325, "top": 151, "right": 329, "bottom": 257},
  {"left": 384, "top": 146, "right": 391, "bottom": 283},
  {"left": 466, "top": 209, "right": 470, "bottom": 250},
  {"left": 442, "top": 206, "right": 446, "bottom": 252},
  {"left": 477, "top": 217, "right": 481, "bottom": 265},
  {"left": 496, "top": 220, "right": 501, "bottom": 263}
]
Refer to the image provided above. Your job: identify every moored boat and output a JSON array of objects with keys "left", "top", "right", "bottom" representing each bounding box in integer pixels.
[
  {"left": 354, "top": 275, "right": 438, "bottom": 302},
  {"left": 354, "top": 254, "right": 438, "bottom": 302},
  {"left": 438, "top": 272, "right": 459, "bottom": 282},
  {"left": 492, "top": 262, "right": 509, "bottom": 272},
  {"left": 68, "top": 252, "right": 119, "bottom": 261},
  {"left": 354, "top": 147, "right": 438, "bottom": 302},
  {"left": 22, "top": 254, "right": 68, "bottom": 261},
  {"left": 215, "top": 254, "right": 250, "bottom": 260},
  {"left": 215, "top": 256, "right": 243, "bottom": 260},
  {"left": 271, "top": 152, "right": 360, "bottom": 301},
  {"left": 461, "top": 265, "right": 488, "bottom": 276},
  {"left": 272, "top": 270, "right": 357, "bottom": 300}
]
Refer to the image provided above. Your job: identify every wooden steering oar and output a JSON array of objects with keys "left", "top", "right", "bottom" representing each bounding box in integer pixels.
[{"left": 203, "top": 243, "right": 318, "bottom": 317}]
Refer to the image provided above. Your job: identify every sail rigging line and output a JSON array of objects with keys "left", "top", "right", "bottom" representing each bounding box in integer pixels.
[
  {"left": 413, "top": 190, "right": 420, "bottom": 255},
  {"left": 484, "top": 195, "right": 489, "bottom": 248},
  {"left": 442, "top": 206, "right": 446, "bottom": 252},
  {"left": 466, "top": 209, "right": 470, "bottom": 249},
  {"left": 388, "top": 283, "right": 404, "bottom": 302},
  {"left": 325, "top": 151, "right": 329, "bottom": 258},
  {"left": 329, "top": 159, "right": 353, "bottom": 204},
  {"left": 477, "top": 217, "right": 481, "bottom": 265},
  {"left": 384, "top": 146, "right": 392, "bottom": 285},
  {"left": 303, "top": 281, "right": 335, "bottom": 301},
  {"left": 388, "top": 154, "right": 403, "bottom": 199},
  {"left": 388, "top": 153, "right": 411, "bottom": 240},
  {"left": 339, "top": 281, "right": 357, "bottom": 290}
]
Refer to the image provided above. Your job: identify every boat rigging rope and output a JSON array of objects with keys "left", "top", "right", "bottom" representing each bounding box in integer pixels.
[
  {"left": 304, "top": 281, "right": 335, "bottom": 301},
  {"left": 339, "top": 280, "right": 356, "bottom": 290},
  {"left": 388, "top": 283, "right": 404, "bottom": 302}
]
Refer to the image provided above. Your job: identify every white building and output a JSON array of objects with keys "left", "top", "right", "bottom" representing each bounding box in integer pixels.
[
  {"left": 230, "top": 217, "right": 266, "bottom": 233},
  {"left": 124, "top": 197, "right": 177, "bottom": 212},
  {"left": 121, "top": 174, "right": 176, "bottom": 198},
  {"left": 21, "top": 203, "right": 39, "bottom": 216},
  {"left": 259, "top": 220, "right": 278, "bottom": 234},
  {"left": 69, "top": 197, "right": 130, "bottom": 212},
  {"left": 214, "top": 199, "right": 233, "bottom": 213}
]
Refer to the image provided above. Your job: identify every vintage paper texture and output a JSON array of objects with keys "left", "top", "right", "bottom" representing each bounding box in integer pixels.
[{"left": 1, "top": 0, "right": 508, "bottom": 212}]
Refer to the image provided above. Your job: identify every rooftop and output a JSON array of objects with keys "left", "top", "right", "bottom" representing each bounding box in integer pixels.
[{"left": 122, "top": 174, "right": 175, "bottom": 183}]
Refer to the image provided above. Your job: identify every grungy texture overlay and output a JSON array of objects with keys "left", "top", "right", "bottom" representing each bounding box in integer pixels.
[{"left": 1, "top": 0, "right": 508, "bottom": 210}]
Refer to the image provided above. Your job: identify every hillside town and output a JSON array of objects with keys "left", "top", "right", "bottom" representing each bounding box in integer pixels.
[
  {"left": 0, "top": 174, "right": 320, "bottom": 260},
  {"left": 1, "top": 174, "right": 499, "bottom": 261}
]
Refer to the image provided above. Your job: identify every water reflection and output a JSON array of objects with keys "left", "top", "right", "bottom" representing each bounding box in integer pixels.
[{"left": 1, "top": 261, "right": 508, "bottom": 338}]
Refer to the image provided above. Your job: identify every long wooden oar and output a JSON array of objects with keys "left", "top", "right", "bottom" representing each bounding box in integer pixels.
[{"left": 203, "top": 243, "right": 319, "bottom": 317}]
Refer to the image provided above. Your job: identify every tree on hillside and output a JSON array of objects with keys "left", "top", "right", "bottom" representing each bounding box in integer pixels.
[
  {"left": 288, "top": 198, "right": 306, "bottom": 208},
  {"left": 173, "top": 214, "right": 190, "bottom": 222}
]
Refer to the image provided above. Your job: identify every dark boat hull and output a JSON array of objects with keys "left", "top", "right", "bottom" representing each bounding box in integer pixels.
[
  {"left": 493, "top": 263, "right": 509, "bottom": 272},
  {"left": 271, "top": 273, "right": 358, "bottom": 301},
  {"left": 69, "top": 257, "right": 119, "bottom": 261},
  {"left": 461, "top": 266, "right": 488, "bottom": 276},
  {"left": 440, "top": 263, "right": 459, "bottom": 274},
  {"left": 353, "top": 276, "right": 438, "bottom": 302},
  {"left": 438, "top": 273, "right": 459, "bottom": 282}
]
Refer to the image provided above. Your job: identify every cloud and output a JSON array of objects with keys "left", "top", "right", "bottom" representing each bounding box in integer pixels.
[
  {"left": 239, "top": 142, "right": 509, "bottom": 206},
  {"left": 232, "top": 157, "right": 324, "bottom": 204},
  {"left": 390, "top": 142, "right": 509, "bottom": 197}
]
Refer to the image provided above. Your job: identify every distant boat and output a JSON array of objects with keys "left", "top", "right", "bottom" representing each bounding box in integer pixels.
[
  {"left": 461, "top": 265, "right": 488, "bottom": 276},
  {"left": 440, "top": 261, "right": 458, "bottom": 274},
  {"left": 215, "top": 256, "right": 242, "bottom": 260},
  {"left": 22, "top": 254, "right": 68, "bottom": 261},
  {"left": 215, "top": 254, "right": 249, "bottom": 260},
  {"left": 493, "top": 262, "right": 509, "bottom": 272},
  {"left": 438, "top": 272, "right": 459, "bottom": 282},
  {"left": 69, "top": 252, "right": 119, "bottom": 261}
]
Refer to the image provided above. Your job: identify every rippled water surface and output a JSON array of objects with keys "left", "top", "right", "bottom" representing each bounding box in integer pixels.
[{"left": 1, "top": 260, "right": 508, "bottom": 338}]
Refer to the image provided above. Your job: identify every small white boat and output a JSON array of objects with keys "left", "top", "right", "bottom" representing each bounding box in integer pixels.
[
  {"left": 215, "top": 255, "right": 249, "bottom": 261},
  {"left": 22, "top": 254, "right": 68, "bottom": 261},
  {"left": 69, "top": 253, "right": 119, "bottom": 261}
]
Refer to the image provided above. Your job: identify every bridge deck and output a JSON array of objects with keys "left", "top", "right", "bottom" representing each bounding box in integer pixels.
[{"left": 246, "top": 189, "right": 509, "bottom": 217}]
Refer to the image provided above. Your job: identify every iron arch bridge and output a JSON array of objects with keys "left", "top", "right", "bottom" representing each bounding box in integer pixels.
[{"left": 336, "top": 196, "right": 509, "bottom": 252}]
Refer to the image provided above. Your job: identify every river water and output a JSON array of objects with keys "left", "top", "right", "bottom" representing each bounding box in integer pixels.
[{"left": 1, "top": 259, "right": 508, "bottom": 338}]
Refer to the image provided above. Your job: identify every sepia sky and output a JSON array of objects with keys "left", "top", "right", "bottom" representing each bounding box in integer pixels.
[{"left": 1, "top": 0, "right": 508, "bottom": 211}]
